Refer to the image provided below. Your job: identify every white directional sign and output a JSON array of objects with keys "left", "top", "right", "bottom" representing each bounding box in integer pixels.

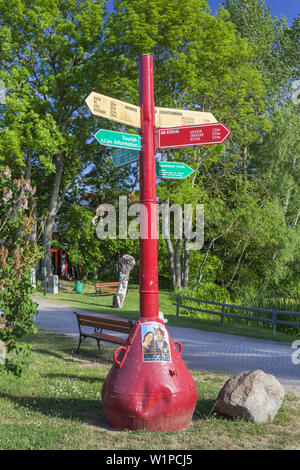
[
  {"left": 155, "top": 107, "right": 217, "bottom": 128},
  {"left": 85, "top": 92, "right": 141, "bottom": 128}
]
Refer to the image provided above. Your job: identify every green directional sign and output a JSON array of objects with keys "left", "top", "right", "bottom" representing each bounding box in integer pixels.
[
  {"left": 156, "top": 161, "right": 194, "bottom": 179},
  {"left": 112, "top": 148, "right": 139, "bottom": 168},
  {"left": 94, "top": 129, "right": 141, "bottom": 150}
]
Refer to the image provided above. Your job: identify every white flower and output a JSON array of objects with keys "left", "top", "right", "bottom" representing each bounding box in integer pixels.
[{"left": 2, "top": 189, "right": 12, "bottom": 203}]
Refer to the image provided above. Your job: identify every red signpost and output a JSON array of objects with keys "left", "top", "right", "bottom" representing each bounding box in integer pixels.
[
  {"left": 101, "top": 55, "right": 198, "bottom": 432},
  {"left": 157, "top": 122, "right": 231, "bottom": 149}
]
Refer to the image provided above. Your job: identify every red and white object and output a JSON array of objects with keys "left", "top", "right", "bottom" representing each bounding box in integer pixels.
[{"left": 157, "top": 122, "right": 231, "bottom": 150}]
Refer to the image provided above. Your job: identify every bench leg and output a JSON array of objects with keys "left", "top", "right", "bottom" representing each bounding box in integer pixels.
[
  {"left": 96, "top": 339, "right": 101, "bottom": 352},
  {"left": 76, "top": 335, "right": 86, "bottom": 354}
]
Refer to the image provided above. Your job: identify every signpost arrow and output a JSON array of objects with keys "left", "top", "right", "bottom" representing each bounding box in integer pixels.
[
  {"left": 94, "top": 129, "right": 141, "bottom": 150},
  {"left": 155, "top": 107, "right": 217, "bottom": 128},
  {"left": 85, "top": 92, "right": 141, "bottom": 128},
  {"left": 156, "top": 161, "right": 195, "bottom": 179},
  {"left": 85, "top": 91, "right": 217, "bottom": 130},
  {"left": 112, "top": 148, "right": 139, "bottom": 168},
  {"left": 157, "top": 122, "right": 231, "bottom": 150}
]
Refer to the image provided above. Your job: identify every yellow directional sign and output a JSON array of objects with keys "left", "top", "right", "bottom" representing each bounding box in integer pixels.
[
  {"left": 154, "top": 107, "right": 217, "bottom": 128},
  {"left": 85, "top": 92, "right": 218, "bottom": 130},
  {"left": 85, "top": 92, "right": 141, "bottom": 128}
]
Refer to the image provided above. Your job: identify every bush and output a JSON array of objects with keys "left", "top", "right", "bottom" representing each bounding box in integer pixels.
[
  {"left": 0, "top": 167, "right": 41, "bottom": 375},
  {"left": 174, "top": 283, "right": 231, "bottom": 319}
]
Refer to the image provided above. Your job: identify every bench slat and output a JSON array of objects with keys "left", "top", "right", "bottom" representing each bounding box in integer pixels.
[
  {"left": 76, "top": 313, "right": 132, "bottom": 328},
  {"left": 99, "top": 288, "right": 117, "bottom": 292},
  {"left": 79, "top": 319, "right": 131, "bottom": 334},
  {"left": 95, "top": 282, "right": 119, "bottom": 287},
  {"left": 81, "top": 332, "right": 127, "bottom": 345}
]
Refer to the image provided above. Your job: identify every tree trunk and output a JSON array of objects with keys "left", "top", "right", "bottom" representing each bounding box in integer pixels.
[
  {"left": 225, "top": 245, "right": 247, "bottom": 289},
  {"left": 45, "top": 152, "right": 67, "bottom": 275},
  {"left": 174, "top": 239, "right": 182, "bottom": 290},
  {"left": 242, "top": 144, "right": 248, "bottom": 182},
  {"left": 165, "top": 238, "right": 176, "bottom": 289},
  {"left": 161, "top": 200, "right": 177, "bottom": 289},
  {"left": 113, "top": 254, "right": 136, "bottom": 308},
  {"left": 181, "top": 237, "right": 190, "bottom": 288},
  {"left": 192, "top": 235, "right": 220, "bottom": 291}
]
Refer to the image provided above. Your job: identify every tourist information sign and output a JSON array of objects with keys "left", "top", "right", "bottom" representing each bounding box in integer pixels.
[
  {"left": 94, "top": 129, "right": 141, "bottom": 150},
  {"left": 157, "top": 122, "right": 231, "bottom": 149},
  {"left": 112, "top": 148, "right": 139, "bottom": 168},
  {"left": 85, "top": 92, "right": 141, "bottom": 128},
  {"left": 155, "top": 107, "right": 217, "bottom": 128},
  {"left": 156, "top": 161, "right": 194, "bottom": 179}
]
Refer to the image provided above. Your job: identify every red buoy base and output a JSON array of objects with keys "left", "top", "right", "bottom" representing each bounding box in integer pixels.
[{"left": 101, "top": 319, "right": 198, "bottom": 432}]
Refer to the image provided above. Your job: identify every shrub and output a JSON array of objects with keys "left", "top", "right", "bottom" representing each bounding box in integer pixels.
[
  {"left": 0, "top": 166, "right": 42, "bottom": 375},
  {"left": 174, "top": 282, "right": 232, "bottom": 319}
]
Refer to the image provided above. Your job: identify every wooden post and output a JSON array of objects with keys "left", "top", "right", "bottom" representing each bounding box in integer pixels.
[
  {"left": 272, "top": 309, "right": 277, "bottom": 337},
  {"left": 176, "top": 294, "right": 180, "bottom": 317},
  {"left": 221, "top": 301, "right": 225, "bottom": 326}
]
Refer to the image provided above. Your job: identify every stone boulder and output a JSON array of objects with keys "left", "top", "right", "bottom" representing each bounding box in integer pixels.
[{"left": 216, "top": 370, "right": 285, "bottom": 424}]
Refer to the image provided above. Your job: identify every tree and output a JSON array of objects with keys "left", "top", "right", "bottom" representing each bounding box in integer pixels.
[
  {"left": 223, "top": 0, "right": 294, "bottom": 107},
  {"left": 0, "top": 0, "right": 107, "bottom": 275},
  {"left": 223, "top": 1, "right": 300, "bottom": 296},
  {"left": 103, "top": 0, "right": 268, "bottom": 292}
]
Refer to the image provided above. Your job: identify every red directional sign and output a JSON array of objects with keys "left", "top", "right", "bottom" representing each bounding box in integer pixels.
[{"left": 156, "top": 122, "right": 231, "bottom": 150}]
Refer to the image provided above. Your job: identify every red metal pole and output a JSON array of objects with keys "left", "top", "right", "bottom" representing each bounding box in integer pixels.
[{"left": 139, "top": 55, "right": 159, "bottom": 321}]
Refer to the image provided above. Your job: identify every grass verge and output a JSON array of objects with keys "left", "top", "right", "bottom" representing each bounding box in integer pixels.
[{"left": 0, "top": 330, "right": 300, "bottom": 450}]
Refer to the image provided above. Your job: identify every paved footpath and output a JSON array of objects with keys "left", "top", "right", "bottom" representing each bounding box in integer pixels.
[{"left": 34, "top": 297, "right": 300, "bottom": 396}]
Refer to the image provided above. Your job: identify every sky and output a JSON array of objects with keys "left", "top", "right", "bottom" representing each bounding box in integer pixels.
[
  {"left": 207, "top": 0, "right": 299, "bottom": 25},
  {"left": 106, "top": 0, "right": 299, "bottom": 25}
]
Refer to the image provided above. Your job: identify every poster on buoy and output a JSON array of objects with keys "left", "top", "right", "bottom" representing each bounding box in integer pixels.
[{"left": 141, "top": 322, "right": 171, "bottom": 363}]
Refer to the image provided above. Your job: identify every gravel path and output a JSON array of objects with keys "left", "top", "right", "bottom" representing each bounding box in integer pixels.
[{"left": 34, "top": 297, "right": 300, "bottom": 396}]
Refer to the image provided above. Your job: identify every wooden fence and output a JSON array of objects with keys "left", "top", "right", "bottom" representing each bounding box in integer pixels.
[{"left": 173, "top": 295, "right": 300, "bottom": 336}]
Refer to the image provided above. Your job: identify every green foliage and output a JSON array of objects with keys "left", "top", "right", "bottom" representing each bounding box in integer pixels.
[
  {"left": 223, "top": 0, "right": 294, "bottom": 104},
  {"left": 0, "top": 167, "right": 41, "bottom": 376},
  {"left": 175, "top": 283, "right": 232, "bottom": 318},
  {"left": 57, "top": 202, "right": 139, "bottom": 280},
  {"left": 0, "top": 0, "right": 298, "bottom": 314}
]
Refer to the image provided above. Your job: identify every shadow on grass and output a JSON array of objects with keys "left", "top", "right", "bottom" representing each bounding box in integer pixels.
[
  {"left": 1, "top": 390, "right": 225, "bottom": 429},
  {"left": 194, "top": 397, "right": 218, "bottom": 418},
  {"left": 42, "top": 373, "right": 102, "bottom": 384},
  {"left": 0, "top": 392, "right": 106, "bottom": 426},
  {"left": 41, "top": 347, "right": 115, "bottom": 365}
]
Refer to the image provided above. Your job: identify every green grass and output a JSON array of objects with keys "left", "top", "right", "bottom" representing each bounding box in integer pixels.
[
  {"left": 0, "top": 331, "right": 300, "bottom": 450},
  {"left": 33, "top": 280, "right": 298, "bottom": 344}
]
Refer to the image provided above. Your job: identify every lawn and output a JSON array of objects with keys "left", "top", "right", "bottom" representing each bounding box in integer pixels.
[
  {"left": 33, "top": 280, "right": 299, "bottom": 344},
  {"left": 0, "top": 330, "right": 300, "bottom": 450}
]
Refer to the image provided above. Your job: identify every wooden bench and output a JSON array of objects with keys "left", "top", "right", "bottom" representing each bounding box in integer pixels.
[
  {"left": 73, "top": 312, "right": 134, "bottom": 354},
  {"left": 95, "top": 282, "right": 119, "bottom": 295}
]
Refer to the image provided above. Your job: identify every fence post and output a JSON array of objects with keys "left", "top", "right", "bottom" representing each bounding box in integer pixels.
[
  {"left": 176, "top": 294, "right": 180, "bottom": 317},
  {"left": 221, "top": 301, "right": 225, "bottom": 326},
  {"left": 272, "top": 309, "right": 277, "bottom": 337}
]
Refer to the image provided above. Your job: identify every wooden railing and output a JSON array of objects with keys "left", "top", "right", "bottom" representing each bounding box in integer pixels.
[{"left": 173, "top": 295, "right": 300, "bottom": 336}]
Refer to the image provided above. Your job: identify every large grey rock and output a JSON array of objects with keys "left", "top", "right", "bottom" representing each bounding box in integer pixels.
[{"left": 216, "top": 370, "right": 285, "bottom": 424}]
